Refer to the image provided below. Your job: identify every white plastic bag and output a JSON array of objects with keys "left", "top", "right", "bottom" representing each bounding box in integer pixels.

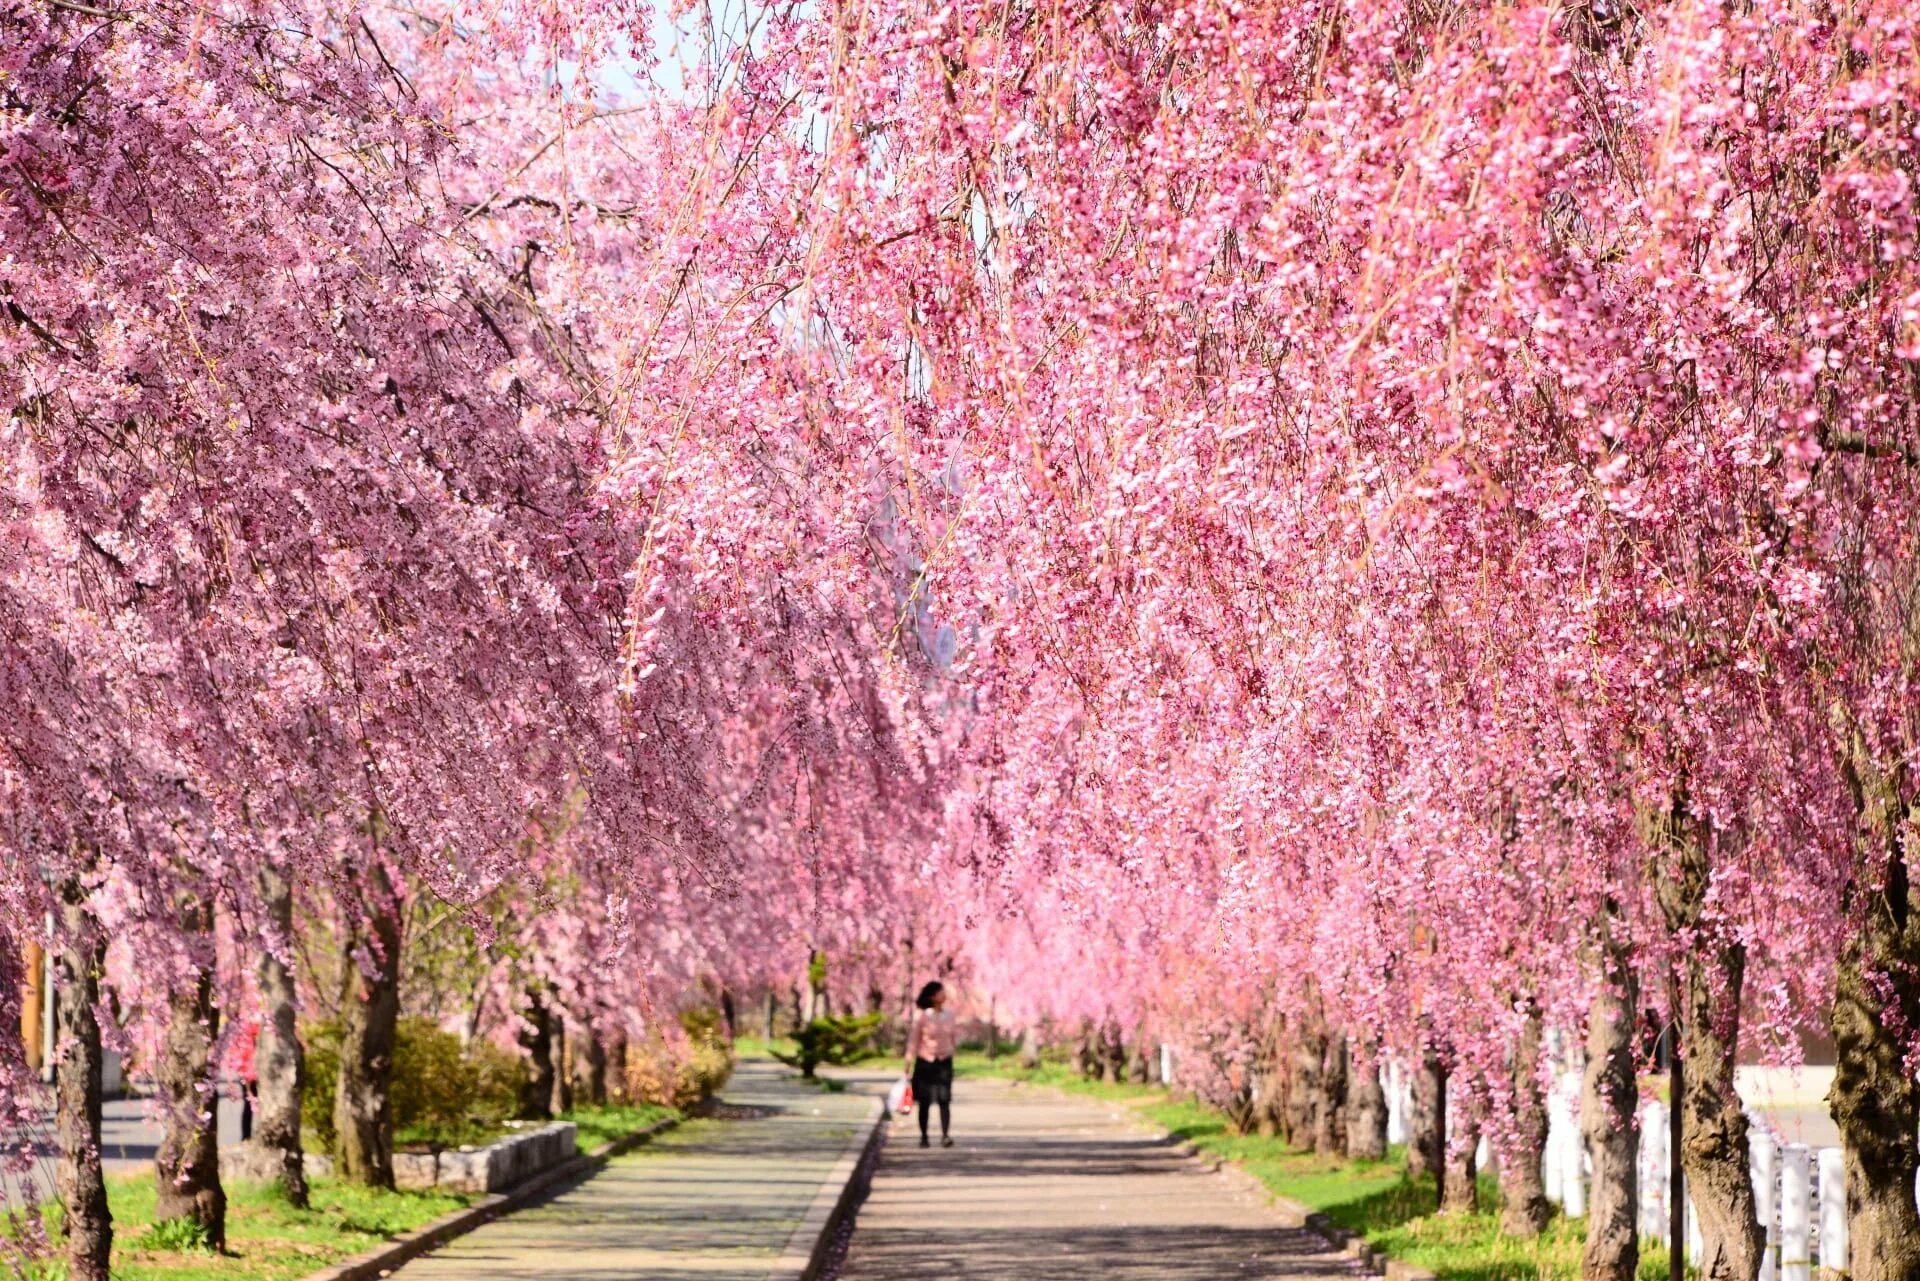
[{"left": 886, "top": 1075, "right": 914, "bottom": 1115}]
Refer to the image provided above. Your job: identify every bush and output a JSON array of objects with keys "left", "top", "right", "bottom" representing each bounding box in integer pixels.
[
  {"left": 300, "top": 1017, "right": 520, "bottom": 1154},
  {"left": 772, "top": 1013, "right": 883, "bottom": 1078},
  {"left": 625, "top": 1012, "right": 734, "bottom": 1108}
]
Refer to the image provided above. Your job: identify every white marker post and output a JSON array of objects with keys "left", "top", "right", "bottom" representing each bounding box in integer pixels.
[
  {"left": 1816, "top": 1147, "right": 1846, "bottom": 1270},
  {"left": 1640, "top": 1101, "right": 1669, "bottom": 1241},
  {"left": 1751, "top": 1132, "right": 1777, "bottom": 1281},
  {"left": 1780, "top": 1143, "right": 1811, "bottom": 1281}
]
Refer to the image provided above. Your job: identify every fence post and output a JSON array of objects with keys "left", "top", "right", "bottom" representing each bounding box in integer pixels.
[
  {"left": 1817, "top": 1147, "right": 1847, "bottom": 1271},
  {"left": 1780, "top": 1143, "right": 1810, "bottom": 1281},
  {"left": 1751, "top": 1130, "right": 1777, "bottom": 1281},
  {"left": 1640, "top": 1100, "right": 1669, "bottom": 1241}
]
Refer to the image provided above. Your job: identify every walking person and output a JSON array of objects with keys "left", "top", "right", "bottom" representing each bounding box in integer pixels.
[{"left": 904, "top": 981, "right": 956, "bottom": 1148}]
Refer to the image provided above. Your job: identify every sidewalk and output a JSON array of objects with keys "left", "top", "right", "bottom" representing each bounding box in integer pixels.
[
  {"left": 833, "top": 1073, "right": 1365, "bottom": 1280},
  {"left": 389, "top": 1058, "right": 874, "bottom": 1280}
]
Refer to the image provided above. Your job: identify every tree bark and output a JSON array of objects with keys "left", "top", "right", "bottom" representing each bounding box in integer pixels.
[
  {"left": 572, "top": 1030, "right": 608, "bottom": 1107},
  {"left": 154, "top": 892, "right": 225, "bottom": 1249},
  {"left": 253, "top": 860, "right": 307, "bottom": 1207},
  {"left": 1347, "top": 1043, "right": 1389, "bottom": 1161},
  {"left": 1098, "top": 1016, "right": 1126, "bottom": 1083},
  {"left": 1827, "top": 749, "right": 1920, "bottom": 1281},
  {"left": 334, "top": 861, "right": 401, "bottom": 1188},
  {"left": 1654, "top": 804, "right": 1762, "bottom": 1281},
  {"left": 53, "top": 888, "right": 111, "bottom": 1281},
  {"left": 1072, "top": 1017, "right": 1097, "bottom": 1078},
  {"left": 1408, "top": 1048, "right": 1447, "bottom": 1182},
  {"left": 550, "top": 1016, "right": 572, "bottom": 1115},
  {"left": 1017, "top": 1024, "right": 1041, "bottom": 1070},
  {"left": 1315, "top": 1030, "right": 1348, "bottom": 1158},
  {"left": 518, "top": 987, "right": 556, "bottom": 1120},
  {"left": 1580, "top": 934, "right": 1639, "bottom": 1281},
  {"left": 1498, "top": 1005, "right": 1552, "bottom": 1237},
  {"left": 1286, "top": 1015, "right": 1326, "bottom": 1149},
  {"left": 1440, "top": 1104, "right": 1479, "bottom": 1215},
  {"left": 607, "top": 1030, "right": 629, "bottom": 1103}
]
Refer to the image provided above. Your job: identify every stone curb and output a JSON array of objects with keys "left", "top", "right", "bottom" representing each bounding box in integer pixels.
[
  {"left": 766, "top": 1095, "right": 887, "bottom": 1281},
  {"left": 299, "top": 1116, "right": 680, "bottom": 1281},
  {"left": 1164, "top": 1135, "right": 1436, "bottom": 1281}
]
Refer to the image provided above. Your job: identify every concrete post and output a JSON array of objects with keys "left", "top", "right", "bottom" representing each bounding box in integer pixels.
[
  {"left": 1751, "top": 1130, "right": 1777, "bottom": 1281},
  {"left": 1780, "top": 1143, "right": 1810, "bottom": 1281},
  {"left": 1640, "top": 1100, "right": 1669, "bottom": 1241},
  {"left": 1817, "top": 1146, "right": 1846, "bottom": 1271}
]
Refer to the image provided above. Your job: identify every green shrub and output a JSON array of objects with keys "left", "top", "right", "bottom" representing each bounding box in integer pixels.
[
  {"left": 143, "top": 1215, "right": 215, "bottom": 1252},
  {"left": 772, "top": 1014, "right": 882, "bottom": 1077},
  {"left": 301, "top": 1017, "right": 520, "bottom": 1154}
]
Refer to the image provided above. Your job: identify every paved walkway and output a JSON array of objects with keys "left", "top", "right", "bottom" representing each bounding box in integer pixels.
[
  {"left": 834, "top": 1074, "right": 1365, "bottom": 1280},
  {"left": 392, "top": 1059, "right": 874, "bottom": 1280}
]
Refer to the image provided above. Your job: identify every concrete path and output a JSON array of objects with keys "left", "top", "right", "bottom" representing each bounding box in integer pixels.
[
  {"left": 391, "top": 1058, "right": 874, "bottom": 1280},
  {"left": 833, "top": 1074, "right": 1365, "bottom": 1281}
]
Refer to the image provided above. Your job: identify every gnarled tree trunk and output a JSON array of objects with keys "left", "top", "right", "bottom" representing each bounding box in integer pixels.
[
  {"left": 1440, "top": 1102, "right": 1479, "bottom": 1215},
  {"left": 1346, "top": 1043, "right": 1389, "bottom": 1160},
  {"left": 334, "top": 860, "right": 401, "bottom": 1188},
  {"left": 572, "top": 1030, "right": 608, "bottom": 1107},
  {"left": 1654, "top": 803, "right": 1761, "bottom": 1281},
  {"left": 1408, "top": 1047, "right": 1447, "bottom": 1182},
  {"left": 1828, "top": 749, "right": 1920, "bottom": 1281},
  {"left": 518, "top": 987, "right": 556, "bottom": 1120},
  {"left": 1286, "top": 1014, "right": 1326, "bottom": 1149},
  {"left": 1498, "top": 1004, "right": 1552, "bottom": 1237},
  {"left": 1315, "top": 1030, "right": 1348, "bottom": 1158},
  {"left": 1017, "top": 1024, "right": 1041, "bottom": 1070},
  {"left": 1581, "top": 929, "right": 1639, "bottom": 1281},
  {"left": 54, "top": 888, "right": 111, "bottom": 1281},
  {"left": 253, "top": 860, "right": 307, "bottom": 1207},
  {"left": 551, "top": 1016, "right": 572, "bottom": 1115},
  {"left": 154, "top": 892, "right": 225, "bottom": 1249}
]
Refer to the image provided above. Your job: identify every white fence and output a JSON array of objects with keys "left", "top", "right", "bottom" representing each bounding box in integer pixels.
[{"left": 1382, "top": 1065, "right": 1865, "bottom": 1271}]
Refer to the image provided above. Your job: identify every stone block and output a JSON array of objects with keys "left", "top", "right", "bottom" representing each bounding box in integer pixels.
[{"left": 393, "top": 1151, "right": 439, "bottom": 1190}]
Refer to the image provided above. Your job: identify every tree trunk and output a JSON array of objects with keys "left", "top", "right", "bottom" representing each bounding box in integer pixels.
[
  {"left": 1498, "top": 1005, "right": 1552, "bottom": 1237},
  {"left": 518, "top": 988, "right": 556, "bottom": 1120},
  {"left": 1252, "top": 1019, "right": 1289, "bottom": 1140},
  {"left": 53, "top": 888, "right": 111, "bottom": 1281},
  {"left": 1347, "top": 1043, "right": 1389, "bottom": 1161},
  {"left": 1099, "top": 1017, "right": 1126, "bottom": 1083},
  {"left": 1315, "top": 1030, "right": 1348, "bottom": 1158},
  {"left": 720, "top": 989, "right": 737, "bottom": 1039},
  {"left": 573, "top": 1031, "right": 608, "bottom": 1107},
  {"left": 551, "top": 1016, "right": 572, "bottom": 1115},
  {"left": 1072, "top": 1017, "right": 1096, "bottom": 1078},
  {"left": 1440, "top": 1104, "right": 1479, "bottom": 1215},
  {"left": 1129, "top": 1031, "right": 1150, "bottom": 1084},
  {"left": 1018, "top": 1024, "right": 1041, "bottom": 1070},
  {"left": 334, "top": 861, "right": 401, "bottom": 1188},
  {"left": 1286, "top": 1016, "right": 1326, "bottom": 1149},
  {"left": 607, "top": 1030, "right": 629, "bottom": 1103},
  {"left": 253, "top": 860, "right": 307, "bottom": 1207},
  {"left": 1581, "top": 935, "right": 1639, "bottom": 1281},
  {"left": 154, "top": 893, "right": 225, "bottom": 1249},
  {"left": 1408, "top": 1048, "right": 1447, "bottom": 1182},
  {"left": 764, "top": 991, "right": 777, "bottom": 1040},
  {"left": 1827, "top": 751, "right": 1920, "bottom": 1281},
  {"left": 1654, "top": 804, "right": 1762, "bottom": 1281}
]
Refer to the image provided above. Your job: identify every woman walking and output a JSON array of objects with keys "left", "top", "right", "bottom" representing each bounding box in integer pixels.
[{"left": 904, "top": 981, "right": 956, "bottom": 1147}]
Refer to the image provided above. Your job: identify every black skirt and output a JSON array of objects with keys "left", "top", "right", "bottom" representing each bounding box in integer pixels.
[{"left": 911, "top": 1055, "right": 954, "bottom": 1104}]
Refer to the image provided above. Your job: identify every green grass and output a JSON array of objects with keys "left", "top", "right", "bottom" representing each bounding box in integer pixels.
[
  {"left": 13, "top": 1172, "right": 473, "bottom": 1281},
  {"left": 963, "top": 1059, "right": 1692, "bottom": 1281},
  {"left": 19, "top": 1104, "right": 679, "bottom": 1279},
  {"left": 556, "top": 1101, "right": 679, "bottom": 1154}
]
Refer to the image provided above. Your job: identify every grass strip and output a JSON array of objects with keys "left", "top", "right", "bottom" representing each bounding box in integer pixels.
[{"left": 955, "top": 1055, "right": 1692, "bottom": 1281}]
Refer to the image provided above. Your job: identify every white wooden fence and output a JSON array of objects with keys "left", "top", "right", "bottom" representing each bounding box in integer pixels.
[{"left": 1381, "top": 1064, "right": 1872, "bottom": 1271}]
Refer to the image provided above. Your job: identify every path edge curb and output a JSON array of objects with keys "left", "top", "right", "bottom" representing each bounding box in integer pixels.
[
  {"left": 298, "top": 1115, "right": 681, "bottom": 1281},
  {"left": 767, "top": 1094, "right": 887, "bottom": 1281},
  {"left": 1163, "top": 1133, "right": 1436, "bottom": 1281}
]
